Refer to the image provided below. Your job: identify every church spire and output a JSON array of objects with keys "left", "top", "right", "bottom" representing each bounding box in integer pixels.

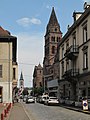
[
  {"left": 48, "top": 7, "right": 59, "bottom": 26},
  {"left": 20, "top": 71, "right": 23, "bottom": 80},
  {"left": 46, "top": 7, "right": 61, "bottom": 35},
  {"left": 19, "top": 71, "right": 24, "bottom": 90}
]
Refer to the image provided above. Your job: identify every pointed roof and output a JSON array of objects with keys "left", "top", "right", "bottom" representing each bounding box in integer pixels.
[
  {"left": 20, "top": 72, "right": 24, "bottom": 80},
  {"left": 38, "top": 63, "right": 42, "bottom": 68},
  {"left": 0, "top": 26, "right": 10, "bottom": 37},
  {"left": 48, "top": 7, "right": 59, "bottom": 26}
]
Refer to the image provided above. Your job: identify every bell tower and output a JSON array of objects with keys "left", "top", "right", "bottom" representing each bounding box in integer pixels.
[
  {"left": 19, "top": 71, "right": 24, "bottom": 91},
  {"left": 43, "top": 7, "right": 62, "bottom": 75}
]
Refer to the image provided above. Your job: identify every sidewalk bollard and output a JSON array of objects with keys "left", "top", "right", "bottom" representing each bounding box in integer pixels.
[
  {"left": 1, "top": 113, "right": 4, "bottom": 120},
  {"left": 4, "top": 109, "right": 7, "bottom": 117},
  {"left": 6, "top": 106, "right": 9, "bottom": 113}
]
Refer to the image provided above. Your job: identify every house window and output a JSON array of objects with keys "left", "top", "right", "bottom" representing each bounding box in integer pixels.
[
  {"left": 83, "top": 51, "right": 88, "bottom": 69},
  {"left": 66, "top": 60, "right": 69, "bottom": 71},
  {"left": 62, "top": 47, "right": 64, "bottom": 58},
  {"left": 0, "top": 65, "right": 2, "bottom": 78},
  {"left": 62, "top": 62, "right": 64, "bottom": 76},
  {"left": 83, "top": 25, "right": 87, "bottom": 43},
  {"left": 72, "top": 32, "right": 76, "bottom": 46},
  {"left": 13, "top": 68, "right": 16, "bottom": 79},
  {"left": 66, "top": 41, "right": 69, "bottom": 50}
]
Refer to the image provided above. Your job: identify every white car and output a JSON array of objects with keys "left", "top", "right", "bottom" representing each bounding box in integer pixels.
[
  {"left": 40, "top": 95, "right": 49, "bottom": 103},
  {"left": 23, "top": 95, "right": 28, "bottom": 102},
  {"left": 26, "top": 96, "right": 35, "bottom": 103},
  {"left": 44, "top": 97, "right": 59, "bottom": 105}
]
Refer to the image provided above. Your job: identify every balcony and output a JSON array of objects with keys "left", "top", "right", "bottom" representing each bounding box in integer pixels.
[
  {"left": 64, "top": 45, "right": 79, "bottom": 60},
  {"left": 62, "top": 69, "right": 79, "bottom": 80}
]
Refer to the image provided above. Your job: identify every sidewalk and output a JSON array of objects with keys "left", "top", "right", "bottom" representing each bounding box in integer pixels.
[
  {"left": 0, "top": 103, "right": 6, "bottom": 118},
  {"left": 8, "top": 102, "right": 30, "bottom": 120},
  {"left": 60, "top": 104, "right": 90, "bottom": 115}
]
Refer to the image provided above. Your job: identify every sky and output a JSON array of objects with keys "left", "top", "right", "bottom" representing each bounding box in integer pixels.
[{"left": 0, "top": 0, "right": 90, "bottom": 87}]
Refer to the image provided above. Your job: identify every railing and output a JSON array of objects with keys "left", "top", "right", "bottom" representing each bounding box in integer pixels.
[
  {"left": 64, "top": 45, "right": 79, "bottom": 59},
  {"left": 63, "top": 68, "right": 79, "bottom": 78}
]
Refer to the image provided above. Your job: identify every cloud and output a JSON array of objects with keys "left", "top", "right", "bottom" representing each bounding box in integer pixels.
[
  {"left": 16, "top": 17, "right": 41, "bottom": 27},
  {"left": 30, "top": 18, "right": 41, "bottom": 24}
]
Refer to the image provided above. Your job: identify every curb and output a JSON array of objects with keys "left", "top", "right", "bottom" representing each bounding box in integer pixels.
[{"left": 60, "top": 105, "right": 90, "bottom": 115}]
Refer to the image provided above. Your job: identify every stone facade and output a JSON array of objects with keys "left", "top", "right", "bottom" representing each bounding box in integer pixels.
[
  {"left": 43, "top": 7, "right": 62, "bottom": 96},
  {"left": 58, "top": 3, "right": 90, "bottom": 101},
  {"left": 33, "top": 63, "right": 43, "bottom": 88}
]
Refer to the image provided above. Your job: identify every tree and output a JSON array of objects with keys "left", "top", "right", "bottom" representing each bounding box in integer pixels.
[
  {"left": 22, "top": 88, "right": 29, "bottom": 96},
  {"left": 32, "top": 87, "right": 44, "bottom": 96}
]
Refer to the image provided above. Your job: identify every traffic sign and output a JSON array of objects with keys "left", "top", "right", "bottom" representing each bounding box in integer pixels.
[{"left": 82, "top": 99, "right": 88, "bottom": 110}]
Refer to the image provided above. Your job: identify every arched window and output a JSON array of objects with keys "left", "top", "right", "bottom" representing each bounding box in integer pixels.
[
  {"left": 51, "top": 36, "right": 55, "bottom": 42},
  {"left": 57, "top": 37, "right": 59, "bottom": 42},
  {"left": 52, "top": 46, "right": 55, "bottom": 54}
]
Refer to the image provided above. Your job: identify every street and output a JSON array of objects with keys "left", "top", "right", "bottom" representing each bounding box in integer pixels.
[{"left": 22, "top": 102, "right": 90, "bottom": 120}]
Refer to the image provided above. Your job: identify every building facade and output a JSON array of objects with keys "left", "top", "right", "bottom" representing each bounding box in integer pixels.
[
  {"left": 0, "top": 26, "right": 18, "bottom": 103},
  {"left": 43, "top": 7, "right": 62, "bottom": 96},
  {"left": 58, "top": 3, "right": 90, "bottom": 101},
  {"left": 33, "top": 63, "right": 43, "bottom": 88}
]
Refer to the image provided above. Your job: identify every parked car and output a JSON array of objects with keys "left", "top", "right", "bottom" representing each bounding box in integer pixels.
[
  {"left": 44, "top": 97, "right": 59, "bottom": 105},
  {"left": 40, "top": 95, "right": 49, "bottom": 104},
  {"left": 23, "top": 95, "right": 28, "bottom": 102},
  {"left": 26, "top": 96, "right": 35, "bottom": 104}
]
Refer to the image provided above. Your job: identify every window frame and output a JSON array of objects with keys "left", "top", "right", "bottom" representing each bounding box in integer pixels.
[
  {"left": 0, "top": 65, "right": 2, "bottom": 78},
  {"left": 83, "top": 24, "right": 87, "bottom": 43}
]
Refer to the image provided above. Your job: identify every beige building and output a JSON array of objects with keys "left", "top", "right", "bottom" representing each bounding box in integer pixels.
[
  {"left": 0, "top": 26, "right": 18, "bottom": 103},
  {"left": 58, "top": 3, "right": 90, "bottom": 101}
]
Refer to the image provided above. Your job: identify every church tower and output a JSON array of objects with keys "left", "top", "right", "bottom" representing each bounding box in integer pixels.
[
  {"left": 43, "top": 7, "right": 62, "bottom": 75},
  {"left": 19, "top": 72, "right": 24, "bottom": 91}
]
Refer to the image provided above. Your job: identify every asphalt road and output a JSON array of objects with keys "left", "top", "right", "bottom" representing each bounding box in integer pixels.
[{"left": 22, "top": 102, "right": 90, "bottom": 120}]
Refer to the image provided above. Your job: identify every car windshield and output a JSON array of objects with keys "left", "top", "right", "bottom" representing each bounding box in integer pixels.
[
  {"left": 28, "top": 96, "right": 33, "bottom": 99},
  {"left": 49, "top": 97, "right": 57, "bottom": 99}
]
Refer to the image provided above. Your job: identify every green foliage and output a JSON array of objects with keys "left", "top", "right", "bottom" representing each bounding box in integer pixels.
[
  {"left": 23, "top": 88, "right": 29, "bottom": 96},
  {"left": 32, "top": 87, "right": 44, "bottom": 96}
]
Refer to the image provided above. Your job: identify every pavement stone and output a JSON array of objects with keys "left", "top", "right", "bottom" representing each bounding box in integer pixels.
[
  {"left": 0, "top": 103, "right": 7, "bottom": 120},
  {"left": 8, "top": 102, "right": 30, "bottom": 120}
]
